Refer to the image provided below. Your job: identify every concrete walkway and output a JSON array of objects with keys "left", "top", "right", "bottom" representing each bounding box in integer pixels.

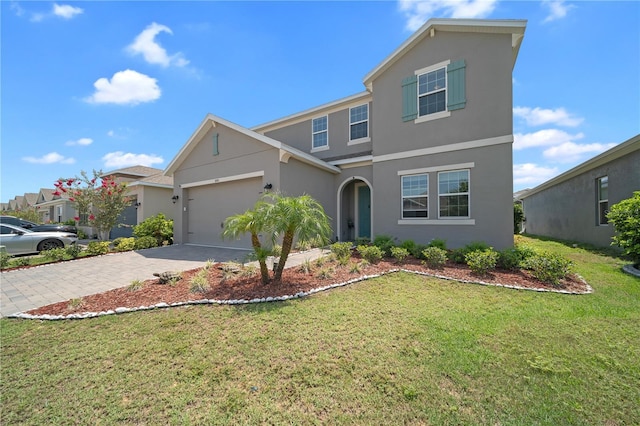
[{"left": 0, "top": 245, "right": 329, "bottom": 318}]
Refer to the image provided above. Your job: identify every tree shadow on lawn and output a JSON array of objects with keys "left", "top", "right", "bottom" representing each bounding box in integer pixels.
[{"left": 522, "top": 233, "right": 627, "bottom": 260}]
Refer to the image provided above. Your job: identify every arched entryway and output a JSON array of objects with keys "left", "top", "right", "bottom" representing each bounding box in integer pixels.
[{"left": 337, "top": 177, "right": 372, "bottom": 242}]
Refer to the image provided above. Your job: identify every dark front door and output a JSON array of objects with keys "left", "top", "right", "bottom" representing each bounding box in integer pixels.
[{"left": 357, "top": 185, "right": 371, "bottom": 239}]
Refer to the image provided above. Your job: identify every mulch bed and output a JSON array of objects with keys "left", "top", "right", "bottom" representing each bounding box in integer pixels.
[{"left": 26, "top": 255, "right": 591, "bottom": 317}]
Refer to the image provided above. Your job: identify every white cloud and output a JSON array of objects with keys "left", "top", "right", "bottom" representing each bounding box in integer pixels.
[
  {"left": 398, "top": 0, "right": 498, "bottom": 31},
  {"left": 542, "top": 0, "right": 575, "bottom": 23},
  {"left": 514, "top": 129, "right": 584, "bottom": 150},
  {"left": 513, "top": 106, "right": 583, "bottom": 127},
  {"left": 30, "top": 13, "right": 45, "bottom": 22},
  {"left": 513, "top": 163, "right": 559, "bottom": 186},
  {"left": 543, "top": 142, "right": 617, "bottom": 163},
  {"left": 107, "top": 130, "right": 115, "bottom": 137},
  {"left": 85, "top": 70, "right": 161, "bottom": 105},
  {"left": 65, "top": 137, "right": 93, "bottom": 146},
  {"left": 10, "top": 1, "right": 25, "bottom": 17},
  {"left": 22, "top": 152, "right": 75, "bottom": 165},
  {"left": 127, "top": 22, "right": 189, "bottom": 68},
  {"left": 102, "top": 152, "right": 164, "bottom": 168},
  {"left": 53, "top": 3, "right": 83, "bottom": 19}
]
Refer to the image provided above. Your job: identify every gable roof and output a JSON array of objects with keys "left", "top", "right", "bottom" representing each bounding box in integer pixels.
[
  {"left": 36, "top": 188, "right": 55, "bottom": 203},
  {"left": 164, "top": 114, "right": 340, "bottom": 176},
  {"left": 24, "top": 193, "right": 38, "bottom": 207},
  {"left": 102, "top": 165, "right": 164, "bottom": 179},
  {"left": 363, "top": 18, "right": 527, "bottom": 90},
  {"left": 521, "top": 133, "right": 640, "bottom": 199},
  {"left": 128, "top": 172, "right": 173, "bottom": 189}
]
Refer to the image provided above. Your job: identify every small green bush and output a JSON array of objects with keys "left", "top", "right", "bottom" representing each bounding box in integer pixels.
[
  {"left": 428, "top": 238, "right": 447, "bottom": 250},
  {"left": 465, "top": 249, "right": 499, "bottom": 276},
  {"left": 63, "top": 219, "right": 76, "bottom": 226},
  {"left": 498, "top": 245, "right": 537, "bottom": 270},
  {"left": 86, "top": 241, "right": 110, "bottom": 256},
  {"left": 373, "top": 235, "right": 396, "bottom": 256},
  {"left": 114, "top": 237, "right": 136, "bottom": 252},
  {"left": 400, "top": 239, "right": 417, "bottom": 254},
  {"left": 450, "top": 241, "right": 491, "bottom": 264},
  {"left": 357, "top": 245, "right": 383, "bottom": 263},
  {"left": 523, "top": 252, "right": 573, "bottom": 286},
  {"left": 412, "top": 244, "right": 429, "bottom": 259},
  {"left": 514, "top": 202, "right": 525, "bottom": 234},
  {"left": 189, "top": 269, "right": 209, "bottom": 293},
  {"left": 133, "top": 213, "right": 173, "bottom": 246},
  {"left": 607, "top": 191, "right": 640, "bottom": 266},
  {"left": 41, "top": 247, "right": 67, "bottom": 262},
  {"left": 330, "top": 242, "right": 352, "bottom": 262},
  {"left": 77, "top": 229, "right": 88, "bottom": 239},
  {"left": 134, "top": 236, "right": 158, "bottom": 250},
  {"left": 390, "top": 246, "right": 409, "bottom": 263},
  {"left": 0, "top": 252, "right": 13, "bottom": 269},
  {"left": 65, "top": 244, "right": 83, "bottom": 259},
  {"left": 355, "top": 237, "right": 370, "bottom": 246},
  {"left": 421, "top": 247, "right": 448, "bottom": 269},
  {"left": 15, "top": 256, "right": 31, "bottom": 267},
  {"left": 127, "top": 279, "right": 144, "bottom": 292}
]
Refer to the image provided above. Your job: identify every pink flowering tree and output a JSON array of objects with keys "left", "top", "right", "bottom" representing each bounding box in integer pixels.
[{"left": 56, "top": 170, "right": 131, "bottom": 240}]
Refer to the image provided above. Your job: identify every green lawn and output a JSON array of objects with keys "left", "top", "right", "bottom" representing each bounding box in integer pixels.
[{"left": 1, "top": 236, "right": 639, "bottom": 425}]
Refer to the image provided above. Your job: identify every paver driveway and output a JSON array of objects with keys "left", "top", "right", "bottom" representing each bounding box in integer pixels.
[{"left": 0, "top": 245, "right": 251, "bottom": 317}]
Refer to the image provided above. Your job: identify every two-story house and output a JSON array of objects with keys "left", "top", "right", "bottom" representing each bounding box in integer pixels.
[{"left": 165, "top": 18, "right": 526, "bottom": 249}]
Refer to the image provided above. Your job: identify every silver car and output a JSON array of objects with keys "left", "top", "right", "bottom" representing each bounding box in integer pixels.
[{"left": 0, "top": 224, "right": 78, "bottom": 255}]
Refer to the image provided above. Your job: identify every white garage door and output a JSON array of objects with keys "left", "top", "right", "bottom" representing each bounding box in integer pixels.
[{"left": 186, "top": 177, "right": 262, "bottom": 248}]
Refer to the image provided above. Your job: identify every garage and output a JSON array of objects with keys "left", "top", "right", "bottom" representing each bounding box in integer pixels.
[{"left": 186, "top": 177, "right": 262, "bottom": 248}]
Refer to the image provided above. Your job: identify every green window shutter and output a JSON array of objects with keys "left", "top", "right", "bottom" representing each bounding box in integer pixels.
[
  {"left": 213, "top": 133, "right": 219, "bottom": 156},
  {"left": 402, "top": 75, "right": 418, "bottom": 122},
  {"left": 447, "top": 60, "right": 466, "bottom": 111}
]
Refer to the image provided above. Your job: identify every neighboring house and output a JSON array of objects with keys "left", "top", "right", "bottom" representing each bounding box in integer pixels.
[
  {"left": 0, "top": 203, "right": 8, "bottom": 212},
  {"left": 23, "top": 193, "right": 38, "bottom": 209},
  {"left": 34, "top": 188, "right": 76, "bottom": 223},
  {"left": 101, "top": 166, "right": 174, "bottom": 238},
  {"left": 520, "top": 134, "right": 640, "bottom": 248},
  {"left": 165, "top": 18, "right": 526, "bottom": 250}
]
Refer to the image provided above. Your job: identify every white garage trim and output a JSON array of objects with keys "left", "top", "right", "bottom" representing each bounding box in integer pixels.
[{"left": 180, "top": 171, "right": 265, "bottom": 189}]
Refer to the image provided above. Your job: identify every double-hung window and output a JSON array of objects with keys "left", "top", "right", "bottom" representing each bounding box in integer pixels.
[
  {"left": 597, "top": 176, "right": 608, "bottom": 225},
  {"left": 438, "top": 170, "right": 469, "bottom": 218},
  {"left": 402, "top": 174, "right": 428, "bottom": 218},
  {"left": 349, "top": 104, "right": 369, "bottom": 141},
  {"left": 418, "top": 67, "right": 446, "bottom": 117},
  {"left": 312, "top": 116, "right": 328, "bottom": 150}
]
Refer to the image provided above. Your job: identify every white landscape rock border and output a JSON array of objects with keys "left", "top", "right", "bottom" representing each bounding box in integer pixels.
[{"left": 8, "top": 269, "right": 593, "bottom": 321}]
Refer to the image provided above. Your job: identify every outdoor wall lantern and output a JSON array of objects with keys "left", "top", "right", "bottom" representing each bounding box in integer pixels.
[
  {"left": 134, "top": 202, "right": 141, "bottom": 207},
  {"left": 171, "top": 195, "right": 179, "bottom": 203},
  {"left": 263, "top": 183, "right": 273, "bottom": 190}
]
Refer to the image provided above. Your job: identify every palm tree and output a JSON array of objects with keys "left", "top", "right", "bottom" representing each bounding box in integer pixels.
[
  {"left": 221, "top": 200, "right": 273, "bottom": 284},
  {"left": 269, "top": 193, "right": 332, "bottom": 281}
]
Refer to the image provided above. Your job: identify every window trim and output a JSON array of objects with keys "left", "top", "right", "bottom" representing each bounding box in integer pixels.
[
  {"left": 401, "top": 174, "right": 429, "bottom": 219},
  {"left": 311, "top": 115, "right": 329, "bottom": 152},
  {"left": 597, "top": 176, "right": 609, "bottom": 226},
  {"left": 438, "top": 169, "right": 471, "bottom": 219},
  {"left": 415, "top": 60, "right": 451, "bottom": 123},
  {"left": 348, "top": 104, "right": 371, "bottom": 145}
]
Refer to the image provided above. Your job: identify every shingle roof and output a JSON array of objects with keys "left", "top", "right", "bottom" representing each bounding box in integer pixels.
[{"left": 102, "top": 166, "right": 164, "bottom": 178}]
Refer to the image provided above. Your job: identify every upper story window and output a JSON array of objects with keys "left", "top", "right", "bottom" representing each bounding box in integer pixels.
[
  {"left": 438, "top": 170, "right": 470, "bottom": 218},
  {"left": 349, "top": 104, "right": 369, "bottom": 141},
  {"left": 402, "top": 59, "right": 465, "bottom": 124},
  {"left": 402, "top": 174, "right": 428, "bottom": 218},
  {"left": 597, "top": 176, "right": 608, "bottom": 225},
  {"left": 312, "top": 116, "right": 328, "bottom": 150},
  {"left": 418, "top": 67, "right": 446, "bottom": 117}
]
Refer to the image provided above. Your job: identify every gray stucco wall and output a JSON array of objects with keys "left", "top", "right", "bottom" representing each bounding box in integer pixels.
[
  {"left": 372, "top": 143, "right": 513, "bottom": 249},
  {"left": 264, "top": 102, "right": 373, "bottom": 161},
  {"left": 370, "top": 32, "right": 514, "bottom": 156},
  {"left": 522, "top": 149, "right": 640, "bottom": 248}
]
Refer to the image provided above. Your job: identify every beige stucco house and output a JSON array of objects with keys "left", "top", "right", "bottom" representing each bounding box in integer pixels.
[{"left": 165, "top": 18, "right": 527, "bottom": 250}]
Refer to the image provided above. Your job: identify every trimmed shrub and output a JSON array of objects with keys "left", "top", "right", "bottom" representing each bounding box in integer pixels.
[
  {"left": 523, "top": 252, "right": 573, "bottom": 286},
  {"left": 357, "top": 245, "right": 383, "bottom": 263},
  {"left": 133, "top": 213, "right": 174, "bottom": 246},
  {"left": 412, "top": 244, "right": 429, "bottom": 260},
  {"left": 373, "top": 235, "right": 396, "bottom": 256},
  {"left": 607, "top": 191, "right": 640, "bottom": 266},
  {"left": 400, "top": 239, "right": 417, "bottom": 254},
  {"left": 421, "top": 247, "right": 448, "bottom": 269},
  {"left": 465, "top": 249, "right": 499, "bottom": 276},
  {"left": 114, "top": 237, "right": 136, "bottom": 252},
  {"left": 428, "top": 238, "right": 447, "bottom": 250},
  {"left": 86, "top": 241, "right": 110, "bottom": 256},
  {"left": 450, "top": 241, "right": 491, "bottom": 264},
  {"left": 134, "top": 236, "right": 158, "bottom": 250},
  {"left": 330, "top": 242, "right": 352, "bottom": 265},
  {"left": 355, "top": 237, "right": 370, "bottom": 246},
  {"left": 41, "top": 247, "right": 67, "bottom": 262},
  {"left": 0, "top": 252, "right": 12, "bottom": 269},
  {"left": 391, "top": 246, "right": 409, "bottom": 263},
  {"left": 65, "top": 244, "right": 83, "bottom": 259},
  {"left": 498, "top": 245, "right": 537, "bottom": 270}
]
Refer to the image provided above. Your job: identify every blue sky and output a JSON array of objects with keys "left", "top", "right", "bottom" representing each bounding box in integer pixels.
[{"left": 2, "top": 0, "right": 639, "bottom": 202}]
